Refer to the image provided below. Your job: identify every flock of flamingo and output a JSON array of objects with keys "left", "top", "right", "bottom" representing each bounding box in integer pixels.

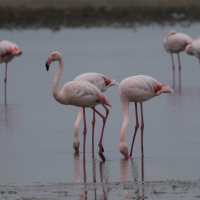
[{"left": 1, "top": 30, "right": 200, "bottom": 162}]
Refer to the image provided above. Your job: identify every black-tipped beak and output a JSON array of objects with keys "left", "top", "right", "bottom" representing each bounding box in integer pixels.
[{"left": 46, "top": 63, "right": 49, "bottom": 71}]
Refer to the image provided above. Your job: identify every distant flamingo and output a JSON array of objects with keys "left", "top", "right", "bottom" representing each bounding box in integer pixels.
[
  {"left": 186, "top": 36, "right": 200, "bottom": 66},
  {"left": 0, "top": 40, "right": 22, "bottom": 102},
  {"left": 73, "top": 73, "right": 117, "bottom": 154},
  {"left": 163, "top": 30, "right": 193, "bottom": 70},
  {"left": 45, "top": 52, "right": 111, "bottom": 161},
  {"left": 118, "top": 75, "right": 173, "bottom": 158}
]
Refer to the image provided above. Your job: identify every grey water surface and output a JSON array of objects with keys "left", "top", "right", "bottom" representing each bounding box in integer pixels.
[{"left": 0, "top": 24, "right": 200, "bottom": 194}]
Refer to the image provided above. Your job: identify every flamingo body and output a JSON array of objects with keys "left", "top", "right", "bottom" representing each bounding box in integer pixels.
[
  {"left": 118, "top": 75, "right": 173, "bottom": 158},
  {"left": 163, "top": 30, "right": 192, "bottom": 53},
  {"left": 186, "top": 37, "right": 200, "bottom": 65},
  {"left": 0, "top": 40, "right": 22, "bottom": 63}
]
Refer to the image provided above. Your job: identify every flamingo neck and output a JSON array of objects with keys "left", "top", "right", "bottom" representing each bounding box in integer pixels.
[
  {"left": 74, "top": 107, "right": 83, "bottom": 137},
  {"left": 52, "top": 58, "right": 63, "bottom": 102},
  {"left": 120, "top": 100, "right": 130, "bottom": 142}
]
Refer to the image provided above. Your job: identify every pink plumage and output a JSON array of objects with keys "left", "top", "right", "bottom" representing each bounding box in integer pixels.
[
  {"left": 45, "top": 51, "right": 112, "bottom": 161},
  {"left": 186, "top": 36, "right": 200, "bottom": 65},
  {"left": 0, "top": 40, "right": 22, "bottom": 102},
  {"left": 163, "top": 30, "right": 193, "bottom": 70},
  {"left": 118, "top": 75, "right": 173, "bottom": 158},
  {"left": 73, "top": 72, "right": 117, "bottom": 154}
]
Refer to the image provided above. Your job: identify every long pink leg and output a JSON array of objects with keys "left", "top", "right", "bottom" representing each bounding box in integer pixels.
[
  {"left": 4, "top": 63, "right": 7, "bottom": 104},
  {"left": 82, "top": 107, "right": 87, "bottom": 162},
  {"left": 140, "top": 103, "right": 144, "bottom": 158},
  {"left": 92, "top": 108, "right": 96, "bottom": 153},
  {"left": 177, "top": 52, "right": 181, "bottom": 70},
  {"left": 171, "top": 53, "right": 175, "bottom": 70},
  {"left": 91, "top": 106, "right": 108, "bottom": 161},
  {"left": 130, "top": 102, "right": 139, "bottom": 157},
  {"left": 92, "top": 105, "right": 109, "bottom": 153}
]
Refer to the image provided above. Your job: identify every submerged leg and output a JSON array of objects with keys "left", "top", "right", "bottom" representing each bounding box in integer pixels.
[
  {"left": 91, "top": 106, "right": 108, "bottom": 161},
  {"left": 130, "top": 102, "right": 139, "bottom": 157},
  {"left": 140, "top": 103, "right": 144, "bottom": 158},
  {"left": 171, "top": 53, "right": 175, "bottom": 70},
  {"left": 177, "top": 52, "right": 181, "bottom": 70},
  {"left": 82, "top": 107, "right": 87, "bottom": 162}
]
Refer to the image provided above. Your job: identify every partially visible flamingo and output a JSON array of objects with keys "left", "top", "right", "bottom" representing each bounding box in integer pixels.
[
  {"left": 0, "top": 40, "right": 22, "bottom": 102},
  {"left": 45, "top": 52, "right": 111, "bottom": 161},
  {"left": 73, "top": 73, "right": 117, "bottom": 154},
  {"left": 186, "top": 36, "right": 200, "bottom": 66},
  {"left": 118, "top": 75, "right": 173, "bottom": 158},
  {"left": 163, "top": 30, "right": 193, "bottom": 70}
]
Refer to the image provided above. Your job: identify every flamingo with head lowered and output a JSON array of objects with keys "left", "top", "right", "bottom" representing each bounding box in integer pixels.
[
  {"left": 73, "top": 73, "right": 117, "bottom": 154},
  {"left": 118, "top": 75, "right": 173, "bottom": 158},
  {"left": 45, "top": 51, "right": 111, "bottom": 161}
]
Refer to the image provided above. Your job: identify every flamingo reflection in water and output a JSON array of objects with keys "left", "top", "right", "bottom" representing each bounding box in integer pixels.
[
  {"left": 120, "top": 158, "right": 145, "bottom": 200},
  {"left": 73, "top": 154, "right": 111, "bottom": 199}
]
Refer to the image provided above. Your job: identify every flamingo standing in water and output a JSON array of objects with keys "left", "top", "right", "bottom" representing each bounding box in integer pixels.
[
  {"left": 0, "top": 40, "right": 22, "bottom": 102},
  {"left": 163, "top": 30, "right": 193, "bottom": 69},
  {"left": 45, "top": 52, "right": 111, "bottom": 161},
  {"left": 73, "top": 73, "right": 117, "bottom": 154},
  {"left": 186, "top": 36, "right": 200, "bottom": 66},
  {"left": 118, "top": 75, "right": 173, "bottom": 158}
]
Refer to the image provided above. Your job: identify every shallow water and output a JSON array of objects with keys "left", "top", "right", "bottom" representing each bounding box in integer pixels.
[{"left": 0, "top": 24, "right": 200, "bottom": 191}]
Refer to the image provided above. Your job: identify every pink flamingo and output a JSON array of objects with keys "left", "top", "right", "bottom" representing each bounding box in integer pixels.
[
  {"left": 186, "top": 36, "right": 200, "bottom": 66},
  {"left": 45, "top": 52, "right": 111, "bottom": 161},
  {"left": 0, "top": 40, "right": 22, "bottom": 101},
  {"left": 118, "top": 75, "right": 173, "bottom": 158},
  {"left": 163, "top": 30, "right": 193, "bottom": 70},
  {"left": 73, "top": 73, "right": 117, "bottom": 154}
]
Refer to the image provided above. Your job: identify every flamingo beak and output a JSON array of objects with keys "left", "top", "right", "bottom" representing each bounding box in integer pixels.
[{"left": 45, "top": 56, "right": 53, "bottom": 71}]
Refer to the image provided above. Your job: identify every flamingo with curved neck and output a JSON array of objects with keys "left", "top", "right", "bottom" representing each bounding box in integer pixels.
[
  {"left": 45, "top": 51, "right": 111, "bottom": 161},
  {"left": 118, "top": 75, "right": 173, "bottom": 158}
]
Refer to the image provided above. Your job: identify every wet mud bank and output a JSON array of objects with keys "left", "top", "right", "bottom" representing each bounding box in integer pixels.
[
  {"left": 0, "top": 2, "right": 200, "bottom": 30},
  {"left": 0, "top": 181, "right": 200, "bottom": 199}
]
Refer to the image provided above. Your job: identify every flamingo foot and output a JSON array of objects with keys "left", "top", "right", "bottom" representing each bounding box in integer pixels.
[
  {"left": 101, "top": 145, "right": 104, "bottom": 152},
  {"left": 99, "top": 148, "right": 105, "bottom": 161},
  {"left": 74, "top": 148, "right": 79, "bottom": 154}
]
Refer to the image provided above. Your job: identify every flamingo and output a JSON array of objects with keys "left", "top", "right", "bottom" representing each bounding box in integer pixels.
[
  {"left": 186, "top": 36, "right": 200, "bottom": 66},
  {"left": 73, "top": 73, "right": 117, "bottom": 154},
  {"left": 118, "top": 75, "right": 173, "bottom": 158},
  {"left": 45, "top": 52, "right": 111, "bottom": 161},
  {"left": 0, "top": 40, "right": 22, "bottom": 101},
  {"left": 163, "top": 30, "right": 193, "bottom": 70}
]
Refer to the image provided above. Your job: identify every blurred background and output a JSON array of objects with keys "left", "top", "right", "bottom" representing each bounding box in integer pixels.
[{"left": 0, "top": 0, "right": 199, "bottom": 30}]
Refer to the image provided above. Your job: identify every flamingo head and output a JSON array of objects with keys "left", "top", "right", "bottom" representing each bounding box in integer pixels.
[
  {"left": 119, "top": 142, "right": 130, "bottom": 159},
  {"left": 73, "top": 137, "right": 80, "bottom": 153},
  {"left": 45, "top": 51, "right": 62, "bottom": 71}
]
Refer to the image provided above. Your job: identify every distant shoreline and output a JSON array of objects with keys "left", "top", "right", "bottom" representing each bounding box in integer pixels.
[{"left": 0, "top": 0, "right": 200, "bottom": 30}]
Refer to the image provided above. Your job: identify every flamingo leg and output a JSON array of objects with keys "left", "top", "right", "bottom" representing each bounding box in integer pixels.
[
  {"left": 92, "top": 105, "right": 109, "bottom": 153},
  {"left": 91, "top": 107, "right": 108, "bottom": 161},
  {"left": 82, "top": 107, "right": 87, "bottom": 162},
  {"left": 92, "top": 107, "right": 96, "bottom": 153},
  {"left": 140, "top": 103, "right": 144, "bottom": 158},
  {"left": 177, "top": 52, "right": 181, "bottom": 70},
  {"left": 4, "top": 63, "right": 7, "bottom": 104},
  {"left": 171, "top": 53, "right": 175, "bottom": 70},
  {"left": 130, "top": 102, "right": 139, "bottom": 157}
]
